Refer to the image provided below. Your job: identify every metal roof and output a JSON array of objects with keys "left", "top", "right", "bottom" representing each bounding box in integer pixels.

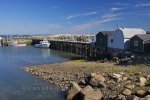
[
  {"left": 136, "top": 34, "right": 150, "bottom": 41},
  {"left": 116, "top": 28, "right": 146, "bottom": 38}
]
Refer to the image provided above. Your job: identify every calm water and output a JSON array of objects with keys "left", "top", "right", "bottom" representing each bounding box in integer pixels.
[{"left": 0, "top": 46, "right": 76, "bottom": 100}]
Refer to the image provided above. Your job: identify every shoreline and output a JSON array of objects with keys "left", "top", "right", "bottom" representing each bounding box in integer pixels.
[{"left": 25, "top": 60, "right": 150, "bottom": 99}]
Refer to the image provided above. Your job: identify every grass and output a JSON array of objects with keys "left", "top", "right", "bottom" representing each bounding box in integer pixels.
[
  {"left": 62, "top": 60, "right": 150, "bottom": 76},
  {"left": 135, "top": 86, "right": 150, "bottom": 91},
  {"left": 72, "top": 59, "right": 86, "bottom": 62}
]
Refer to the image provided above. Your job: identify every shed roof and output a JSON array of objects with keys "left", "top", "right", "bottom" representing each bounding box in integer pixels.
[
  {"left": 102, "top": 31, "right": 114, "bottom": 36},
  {"left": 136, "top": 34, "right": 150, "bottom": 41},
  {"left": 117, "top": 28, "right": 146, "bottom": 38}
]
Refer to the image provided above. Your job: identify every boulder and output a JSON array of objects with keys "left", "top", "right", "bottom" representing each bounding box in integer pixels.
[
  {"left": 66, "top": 82, "right": 81, "bottom": 100},
  {"left": 90, "top": 73, "right": 105, "bottom": 82},
  {"left": 144, "top": 95, "right": 150, "bottom": 99},
  {"left": 122, "top": 76, "right": 128, "bottom": 81},
  {"left": 122, "top": 89, "right": 132, "bottom": 96},
  {"left": 138, "top": 77, "right": 147, "bottom": 86},
  {"left": 115, "top": 94, "right": 126, "bottom": 100},
  {"left": 127, "top": 59, "right": 133, "bottom": 65},
  {"left": 89, "top": 78, "right": 106, "bottom": 88},
  {"left": 78, "top": 79, "right": 86, "bottom": 85},
  {"left": 147, "top": 90, "right": 150, "bottom": 95},
  {"left": 111, "top": 73, "right": 122, "bottom": 82},
  {"left": 83, "top": 89, "right": 103, "bottom": 100},
  {"left": 125, "top": 85, "right": 135, "bottom": 90},
  {"left": 127, "top": 95, "right": 140, "bottom": 100},
  {"left": 135, "top": 90, "right": 146, "bottom": 97},
  {"left": 80, "top": 85, "right": 93, "bottom": 95}
]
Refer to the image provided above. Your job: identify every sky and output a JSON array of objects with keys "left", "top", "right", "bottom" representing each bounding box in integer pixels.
[{"left": 0, "top": 0, "right": 150, "bottom": 35}]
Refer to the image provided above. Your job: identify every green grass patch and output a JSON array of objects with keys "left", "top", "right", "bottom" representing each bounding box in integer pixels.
[
  {"left": 135, "top": 86, "right": 150, "bottom": 91},
  {"left": 72, "top": 59, "right": 86, "bottom": 62}
]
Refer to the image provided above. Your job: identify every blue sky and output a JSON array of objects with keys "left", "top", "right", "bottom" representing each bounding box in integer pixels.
[{"left": 0, "top": 0, "right": 150, "bottom": 34}]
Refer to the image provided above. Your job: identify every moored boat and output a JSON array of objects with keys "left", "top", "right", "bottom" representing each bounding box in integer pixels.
[{"left": 34, "top": 40, "right": 50, "bottom": 48}]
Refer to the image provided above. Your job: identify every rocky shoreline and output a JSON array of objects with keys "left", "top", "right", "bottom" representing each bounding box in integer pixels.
[{"left": 25, "top": 60, "right": 150, "bottom": 100}]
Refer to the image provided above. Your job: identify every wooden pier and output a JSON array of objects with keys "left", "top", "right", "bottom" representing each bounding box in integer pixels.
[{"left": 32, "top": 39, "right": 100, "bottom": 59}]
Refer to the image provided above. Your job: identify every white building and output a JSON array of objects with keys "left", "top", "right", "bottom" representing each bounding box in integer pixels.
[{"left": 109, "top": 28, "right": 146, "bottom": 50}]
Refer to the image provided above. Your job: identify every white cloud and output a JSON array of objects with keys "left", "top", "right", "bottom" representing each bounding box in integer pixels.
[
  {"left": 110, "top": 7, "right": 124, "bottom": 12},
  {"left": 102, "top": 13, "right": 122, "bottom": 19},
  {"left": 71, "top": 13, "right": 120, "bottom": 32},
  {"left": 67, "top": 11, "right": 97, "bottom": 19},
  {"left": 114, "top": 2, "right": 130, "bottom": 6},
  {"left": 136, "top": 3, "right": 150, "bottom": 7},
  {"left": 95, "top": 17, "right": 120, "bottom": 24}
]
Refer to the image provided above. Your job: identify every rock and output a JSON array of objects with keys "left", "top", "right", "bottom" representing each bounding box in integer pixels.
[
  {"left": 135, "top": 90, "right": 146, "bottom": 97},
  {"left": 122, "top": 89, "right": 132, "bottom": 96},
  {"left": 115, "top": 94, "right": 126, "bottom": 100},
  {"left": 98, "top": 81, "right": 106, "bottom": 88},
  {"left": 66, "top": 82, "right": 81, "bottom": 100},
  {"left": 78, "top": 79, "right": 86, "bottom": 85},
  {"left": 127, "top": 95, "right": 140, "bottom": 100},
  {"left": 89, "top": 78, "right": 106, "bottom": 88},
  {"left": 138, "top": 77, "right": 147, "bottom": 86},
  {"left": 122, "top": 76, "right": 128, "bottom": 81},
  {"left": 83, "top": 89, "right": 103, "bottom": 100},
  {"left": 127, "top": 59, "right": 133, "bottom": 65},
  {"left": 146, "top": 75, "right": 150, "bottom": 80},
  {"left": 89, "top": 73, "right": 106, "bottom": 88},
  {"left": 90, "top": 73, "right": 105, "bottom": 82},
  {"left": 125, "top": 85, "right": 135, "bottom": 90},
  {"left": 112, "top": 57, "right": 119, "bottom": 63},
  {"left": 144, "top": 95, "right": 150, "bottom": 99},
  {"left": 111, "top": 73, "right": 122, "bottom": 82},
  {"left": 147, "top": 90, "right": 150, "bottom": 95},
  {"left": 131, "top": 55, "right": 135, "bottom": 59},
  {"left": 80, "top": 85, "right": 93, "bottom": 95},
  {"left": 119, "top": 72, "right": 126, "bottom": 75},
  {"left": 134, "top": 72, "right": 142, "bottom": 76},
  {"left": 25, "top": 67, "right": 30, "bottom": 72}
]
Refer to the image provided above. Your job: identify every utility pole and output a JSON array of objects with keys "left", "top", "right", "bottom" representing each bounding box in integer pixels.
[{"left": 117, "top": 24, "right": 119, "bottom": 29}]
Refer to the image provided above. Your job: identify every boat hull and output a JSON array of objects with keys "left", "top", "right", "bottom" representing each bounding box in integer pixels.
[{"left": 34, "top": 44, "right": 50, "bottom": 48}]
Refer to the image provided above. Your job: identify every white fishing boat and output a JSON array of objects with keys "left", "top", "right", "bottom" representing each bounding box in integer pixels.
[
  {"left": 8, "top": 41, "right": 18, "bottom": 46},
  {"left": 34, "top": 40, "right": 50, "bottom": 48},
  {"left": 15, "top": 43, "right": 27, "bottom": 47}
]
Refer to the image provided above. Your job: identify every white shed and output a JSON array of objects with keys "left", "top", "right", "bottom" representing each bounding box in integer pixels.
[{"left": 110, "top": 28, "right": 146, "bottom": 50}]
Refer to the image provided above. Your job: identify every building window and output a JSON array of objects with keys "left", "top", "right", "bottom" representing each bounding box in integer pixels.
[
  {"left": 134, "top": 41, "right": 138, "bottom": 46},
  {"left": 111, "top": 39, "right": 113, "bottom": 43}
]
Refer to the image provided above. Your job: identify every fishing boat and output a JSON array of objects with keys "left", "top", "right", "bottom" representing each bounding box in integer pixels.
[
  {"left": 8, "top": 41, "right": 18, "bottom": 46},
  {"left": 15, "top": 43, "right": 27, "bottom": 47},
  {"left": 34, "top": 40, "right": 50, "bottom": 48}
]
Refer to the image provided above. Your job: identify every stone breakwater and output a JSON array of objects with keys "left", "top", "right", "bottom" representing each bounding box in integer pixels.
[{"left": 25, "top": 61, "right": 150, "bottom": 100}]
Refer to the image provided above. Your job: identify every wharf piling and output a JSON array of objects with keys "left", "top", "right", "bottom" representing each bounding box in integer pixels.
[{"left": 32, "top": 39, "right": 98, "bottom": 59}]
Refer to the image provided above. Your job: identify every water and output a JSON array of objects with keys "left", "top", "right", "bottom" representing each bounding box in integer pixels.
[{"left": 0, "top": 46, "right": 76, "bottom": 100}]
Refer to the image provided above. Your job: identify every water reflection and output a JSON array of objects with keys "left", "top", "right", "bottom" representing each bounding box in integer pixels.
[{"left": 42, "top": 49, "right": 51, "bottom": 58}]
